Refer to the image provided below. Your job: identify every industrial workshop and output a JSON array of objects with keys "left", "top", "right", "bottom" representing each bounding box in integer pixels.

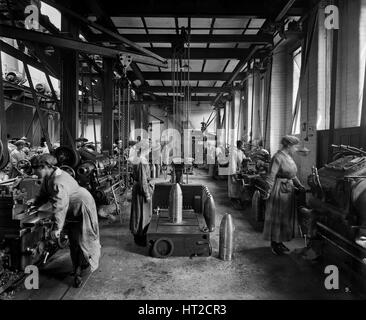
[{"left": 0, "top": 0, "right": 365, "bottom": 301}]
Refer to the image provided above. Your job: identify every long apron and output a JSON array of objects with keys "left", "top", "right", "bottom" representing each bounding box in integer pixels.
[
  {"left": 262, "top": 151, "right": 299, "bottom": 243},
  {"left": 130, "top": 162, "right": 153, "bottom": 237},
  {"left": 67, "top": 187, "right": 101, "bottom": 272}
]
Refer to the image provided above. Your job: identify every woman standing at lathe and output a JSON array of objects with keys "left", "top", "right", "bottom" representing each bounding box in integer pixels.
[
  {"left": 262, "top": 135, "right": 305, "bottom": 255},
  {"left": 28, "top": 154, "right": 101, "bottom": 287}
]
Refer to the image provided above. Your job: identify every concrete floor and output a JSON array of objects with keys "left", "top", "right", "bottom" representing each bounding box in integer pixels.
[{"left": 9, "top": 170, "right": 366, "bottom": 300}]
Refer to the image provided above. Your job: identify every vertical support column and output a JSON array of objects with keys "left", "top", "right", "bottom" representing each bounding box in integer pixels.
[
  {"left": 102, "top": 58, "right": 114, "bottom": 153},
  {"left": 269, "top": 47, "right": 288, "bottom": 153},
  {"left": 60, "top": 17, "right": 79, "bottom": 146},
  {"left": 216, "top": 107, "right": 221, "bottom": 130},
  {"left": 142, "top": 103, "right": 149, "bottom": 138},
  {"left": 361, "top": 51, "right": 366, "bottom": 150},
  {"left": 133, "top": 98, "right": 143, "bottom": 138},
  {"left": 232, "top": 87, "right": 241, "bottom": 144},
  {"left": 247, "top": 72, "right": 254, "bottom": 144},
  {"left": 0, "top": 51, "right": 6, "bottom": 142},
  {"left": 251, "top": 71, "right": 261, "bottom": 144},
  {"left": 224, "top": 101, "right": 229, "bottom": 145},
  {"left": 327, "top": 26, "right": 338, "bottom": 162}
]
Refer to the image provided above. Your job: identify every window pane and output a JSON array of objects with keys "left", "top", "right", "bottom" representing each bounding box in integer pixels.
[{"left": 292, "top": 47, "right": 301, "bottom": 134}]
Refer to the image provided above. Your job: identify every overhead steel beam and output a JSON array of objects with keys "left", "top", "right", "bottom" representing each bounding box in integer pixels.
[
  {"left": 138, "top": 86, "right": 232, "bottom": 94},
  {"left": 0, "top": 24, "right": 168, "bottom": 68},
  {"left": 91, "top": 34, "right": 273, "bottom": 45},
  {"left": 275, "top": 0, "right": 297, "bottom": 21},
  {"left": 130, "top": 72, "right": 248, "bottom": 81},
  {"left": 212, "top": 45, "right": 259, "bottom": 106},
  {"left": 41, "top": 0, "right": 167, "bottom": 65},
  {"left": 148, "top": 48, "right": 251, "bottom": 59},
  {"left": 0, "top": 40, "right": 58, "bottom": 78},
  {"left": 39, "top": 12, "right": 102, "bottom": 76},
  {"left": 71, "top": 0, "right": 305, "bottom": 17},
  {"left": 130, "top": 97, "right": 214, "bottom": 105},
  {"left": 4, "top": 97, "right": 58, "bottom": 112},
  {"left": 3, "top": 81, "right": 59, "bottom": 101},
  {"left": 84, "top": 0, "right": 147, "bottom": 85}
]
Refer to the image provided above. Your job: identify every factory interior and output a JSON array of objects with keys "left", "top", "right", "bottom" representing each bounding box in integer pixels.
[{"left": 0, "top": 0, "right": 366, "bottom": 301}]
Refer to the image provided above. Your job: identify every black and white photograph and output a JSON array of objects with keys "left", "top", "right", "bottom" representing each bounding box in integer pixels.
[{"left": 0, "top": 0, "right": 365, "bottom": 309}]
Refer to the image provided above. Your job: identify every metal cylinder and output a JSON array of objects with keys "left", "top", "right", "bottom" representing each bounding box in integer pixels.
[
  {"left": 219, "top": 213, "right": 234, "bottom": 261},
  {"left": 204, "top": 196, "right": 216, "bottom": 232},
  {"left": 168, "top": 183, "right": 183, "bottom": 224}
]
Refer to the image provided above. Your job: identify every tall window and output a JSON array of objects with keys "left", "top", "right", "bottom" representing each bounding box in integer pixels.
[{"left": 292, "top": 47, "right": 301, "bottom": 134}]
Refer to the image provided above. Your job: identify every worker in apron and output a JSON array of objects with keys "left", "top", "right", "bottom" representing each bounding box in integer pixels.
[{"left": 29, "top": 154, "right": 101, "bottom": 288}]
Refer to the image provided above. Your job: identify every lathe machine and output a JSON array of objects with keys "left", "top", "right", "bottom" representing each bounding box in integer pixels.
[
  {"left": 305, "top": 144, "right": 366, "bottom": 267},
  {"left": 54, "top": 145, "right": 124, "bottom": 209},
  {"left": 0, "top": 177, "right": 68, "bottom": 272}
]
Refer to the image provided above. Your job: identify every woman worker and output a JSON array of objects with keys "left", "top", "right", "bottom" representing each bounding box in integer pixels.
[
  {"left": 262, "top": 135, "right": 305, "bottom": 255},
  {"left": 130, "top": 143, "right": 153, "bottom": 246},
  {"left": 9, "top": 139, "right": 26, "bottom": 178},
  {"left": 29, "top": 154, "right": 101, "bottom": 287}
]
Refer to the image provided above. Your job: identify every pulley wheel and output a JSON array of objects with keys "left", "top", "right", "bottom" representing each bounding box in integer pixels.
[
  {"left": 54, "top": 146, "right": 80, "bottom": 168},
  {"left": 150, "top": 238, "right": 174, "bottom": 258}
]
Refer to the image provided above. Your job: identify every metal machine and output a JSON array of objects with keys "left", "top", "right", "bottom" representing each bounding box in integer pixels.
[
  {"left": 147, "top": 183, "right": 216, "bottom": 258},
  {"left": 238, "top": 147, "right": 271, "bottom": 220},
  {"left": 0, "top": 177, "right": 68, "bottom": 272},
  {"left": 305, "top": 144, "right": 366, "bottom": 266},
  {"left": 54, "top": 145, "right": 122, "bottom": 207}
]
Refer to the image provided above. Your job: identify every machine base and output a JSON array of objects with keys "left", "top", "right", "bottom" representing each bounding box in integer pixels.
[{"left": 147, "top": 209, "right": 211, "bottom": 258}]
